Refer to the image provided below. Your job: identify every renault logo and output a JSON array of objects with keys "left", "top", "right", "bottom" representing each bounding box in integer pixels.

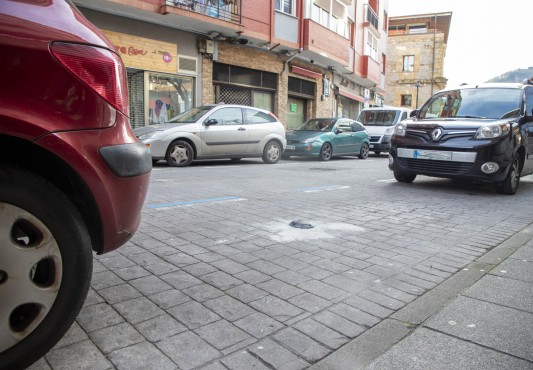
[{"left": 431, "top": 128, "right": 443, "bottom": 141}]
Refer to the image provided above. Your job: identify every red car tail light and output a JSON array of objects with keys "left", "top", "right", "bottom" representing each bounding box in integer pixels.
[{"left": 50, "top": 42, "right": 129, "bottom": 116}]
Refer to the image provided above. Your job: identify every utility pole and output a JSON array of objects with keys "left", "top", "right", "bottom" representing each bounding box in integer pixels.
[{"left": 415, "top": 81, "right": 422, "bottom": 109}]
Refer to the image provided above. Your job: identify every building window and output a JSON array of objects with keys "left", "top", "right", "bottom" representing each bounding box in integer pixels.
[
  {"left": 311, "top": 4, "right": 329, "bottom": 28},
  {"left": 365, "top": 30, "right": 378, "bottom": 60},
  {"left": 383, "top": 11, "right": 388, "bottom": 31},
  {"left": 409, "top": 23, "right": 427, "bottom": 34},
  {"left": 382, "top": 53, "right": 386, "bottom": 74},
  {"left": 389, "top": 24, "right": 406, "bottom": 33},
  {"left": 401, "top": 94, "right": 412, "bottom": 107},
  {"left": 403, "top": 55, "right": 414, "bottom": 72},
  {"left": 276, "top": 0, "right": 294, "bottom": 15},
  {"left": 337, "top": 18, "right": 347, "bottom": 38}
]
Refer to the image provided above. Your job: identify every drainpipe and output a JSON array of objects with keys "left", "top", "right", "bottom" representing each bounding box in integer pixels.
[{"left": 431, "top": 14, "right": 436, "bottom": 95}]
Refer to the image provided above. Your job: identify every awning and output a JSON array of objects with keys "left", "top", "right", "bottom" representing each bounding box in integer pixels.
[
  {"left": 291, "top": 65, "right": 323, "bottom": 79},
  {"left": 337, "top": 88, "right": 365, "bottom": 103}
]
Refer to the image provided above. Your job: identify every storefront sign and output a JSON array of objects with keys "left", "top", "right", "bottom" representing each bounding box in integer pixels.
[
  {"left": 290, "top": 103, "right": 298, "bottom": 112},
  {"left": 102, "top": 30, "right": 177, "bottom": 73}
]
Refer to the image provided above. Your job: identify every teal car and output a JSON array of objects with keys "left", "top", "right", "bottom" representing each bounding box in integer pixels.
[{"left": 284, "top": 118, "right": 370, "bottom": 160}]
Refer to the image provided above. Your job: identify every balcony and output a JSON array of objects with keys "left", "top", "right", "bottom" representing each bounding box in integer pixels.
[
  {"left": 167, "top": 0, "right": 241, "bottom": 23},
  {"left": 364, "top": 4, "right": 379, "bottom": 31},
  {"left": 302, "top": 19, "right": 350, "bottom": 68},
  {"left": 362, "top": 55, "right": 381, "bottom": 86}
]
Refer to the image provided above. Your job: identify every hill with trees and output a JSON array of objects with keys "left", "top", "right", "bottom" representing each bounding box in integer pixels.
[{"left": 486, "top": 67, "right": 533, "bottom": 83}]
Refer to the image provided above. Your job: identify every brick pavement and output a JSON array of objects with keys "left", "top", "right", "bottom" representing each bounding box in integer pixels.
[{"left": 30, "top": 157, "right": 533, "bottom": 369}]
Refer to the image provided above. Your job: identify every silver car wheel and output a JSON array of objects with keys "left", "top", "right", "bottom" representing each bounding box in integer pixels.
[
  {"left": 262, "top": 141, "right": 281, "bottom": 164},
  {"left": 0, "top": 203, "right": 62, "bottom": 352},
  {"left": 166, "top": 140, "right": 194, "bottom": 167},
  {"left": 169, "top": 145, "right": 189, "bottom": 164}
]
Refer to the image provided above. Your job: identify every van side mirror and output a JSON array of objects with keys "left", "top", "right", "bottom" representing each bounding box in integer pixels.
[
  {"left": 409, "top": 110, "right": 418, "bottom": 118},
  {"left": 205, "top": 119, "right": 218, "bottom": 126}
]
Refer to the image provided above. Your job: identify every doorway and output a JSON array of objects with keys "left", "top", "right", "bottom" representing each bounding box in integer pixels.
[{"left": 287, "top": 97, "right": 306, "bottom": 130}]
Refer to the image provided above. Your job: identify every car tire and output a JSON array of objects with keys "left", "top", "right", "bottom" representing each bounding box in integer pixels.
[
  {"left": 358, "top": 142, "right": 370, "bottom": 159},
  {"left": 0, "top": 165, "right": 93, "bottom": 370},
  {"left": 166, "top": 140, "right": 194, "bottom": 167},
  {"left": 262, "top": 141, "right": 281, "bottom": 164},
  {"left": 394, "top": 172, "right": 417, "bottom": 183},
  {"left": 319, "top": 143, "right": 332, "bottom": 161},
  {"left": 495, "top": 154, "right": 521, "bottom": 195}
]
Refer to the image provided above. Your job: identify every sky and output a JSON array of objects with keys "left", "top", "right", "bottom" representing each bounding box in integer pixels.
[{"left": 387, "top": 0, "right": 533, "bottom": 86}]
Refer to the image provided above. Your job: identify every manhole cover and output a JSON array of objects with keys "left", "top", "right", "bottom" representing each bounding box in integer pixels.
[{"left": 290, "top": 220, "right": 314, "bottom": 229}]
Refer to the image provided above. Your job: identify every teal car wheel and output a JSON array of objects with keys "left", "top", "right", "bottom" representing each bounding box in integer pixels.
[
  {"left": 358, "top": 142, "right": 369, "bottom": 159},
  {"left": 319, "top": 143, "right": 332, "bottom": 161}
]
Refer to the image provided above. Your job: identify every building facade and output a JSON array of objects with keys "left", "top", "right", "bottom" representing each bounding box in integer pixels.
[
  {"left": 74, "top": 0, "right": 389, "bottom": 129},
  {"left": 384, "top": 12, "right": 451, "bottom": 109}
]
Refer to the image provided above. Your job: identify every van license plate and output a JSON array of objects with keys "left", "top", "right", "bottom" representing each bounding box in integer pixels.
[{"left": 413, "top": 149, "right": 452, "bottom": 161}]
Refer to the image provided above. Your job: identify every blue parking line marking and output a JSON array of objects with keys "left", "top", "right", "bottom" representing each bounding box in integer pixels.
[
  {"left": 146, "top": 196, "right": 244, "bottom": 209},
  {"left": 297, "top": 185, "right": 350, "bottom": 193}
]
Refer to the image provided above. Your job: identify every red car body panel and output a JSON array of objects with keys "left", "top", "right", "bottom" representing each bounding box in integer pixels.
[{"left": 0, "top": 0, "right": 151, "bottom": 253}]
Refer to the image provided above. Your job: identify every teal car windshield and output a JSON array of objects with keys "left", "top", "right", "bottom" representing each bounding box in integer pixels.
[{"left": 295, "top": 119, "right": 337, "bottom": 132}]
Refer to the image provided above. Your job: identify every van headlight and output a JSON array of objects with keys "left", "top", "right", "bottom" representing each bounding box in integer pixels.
[
  {"left": 385, "top": 127, "right": 394, "bottom": 135},
  {"left": 474, "top": 123, "right": 510, "bottom": 139},
  {"left": 394, "top": 123, "right": 407, "bottom": 136}
]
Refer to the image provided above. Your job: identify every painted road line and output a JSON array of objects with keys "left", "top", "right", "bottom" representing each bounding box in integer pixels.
[
  {"left": 378, "top": 179, "right": 397, "bottom": 183},
  {"left": 297, "top": 185, "right": 351, "bottom": 193},
  {"left": 146, "top": 196, "right": 245, "bottom": 209}
]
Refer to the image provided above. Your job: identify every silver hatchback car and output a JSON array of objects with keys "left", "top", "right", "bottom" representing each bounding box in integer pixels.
[{"left": 135, "top": 104, "right": 287, "bottom": 167}]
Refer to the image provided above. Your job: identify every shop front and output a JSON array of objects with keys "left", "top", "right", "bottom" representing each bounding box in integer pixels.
[
  {"left": 335, "top": 76, "right": 365, "bottom": 120},
  {"left": 103, "top": 30, "right": 196, "bottom": 128},
  {"left": 212, "top": 62, "right": 277, "bottom": 112}
]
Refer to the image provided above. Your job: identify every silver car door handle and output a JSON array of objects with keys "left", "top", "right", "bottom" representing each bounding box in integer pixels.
[{"left": 238, "top": 127, "right": 246, "bottom": 131}]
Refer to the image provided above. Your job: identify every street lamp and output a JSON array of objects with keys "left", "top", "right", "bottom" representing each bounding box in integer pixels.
[{"left": 415, "top": 81, "right": 422, "bottom": 109}]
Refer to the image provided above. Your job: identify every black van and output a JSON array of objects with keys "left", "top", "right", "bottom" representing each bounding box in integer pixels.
[{"left": 388, "top": 83, "right": 533, "bottom": 195}]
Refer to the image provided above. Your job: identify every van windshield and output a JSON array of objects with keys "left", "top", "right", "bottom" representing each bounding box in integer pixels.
[
  {"left": 418, "top": 88, "right": 522, "bottom": 120},
  {"left": 357, "top": 110, "right": 400, "bottom": 126}
]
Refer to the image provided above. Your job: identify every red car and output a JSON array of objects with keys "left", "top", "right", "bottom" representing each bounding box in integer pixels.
[{"left": 0, "top": 1, "right": 151, "bottom": 368}]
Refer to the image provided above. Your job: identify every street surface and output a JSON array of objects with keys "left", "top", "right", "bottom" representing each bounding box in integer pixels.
[{"left": 32, "top": 155, "right": 533, "bottom": 369}]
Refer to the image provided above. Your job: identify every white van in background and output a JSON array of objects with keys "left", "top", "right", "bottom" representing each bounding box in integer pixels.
[{"left": 356, "top": 107, "right": 412, "bottom": 156}]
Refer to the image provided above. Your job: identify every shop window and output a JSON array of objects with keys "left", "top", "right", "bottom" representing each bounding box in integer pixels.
[
  {"left": 148, "top": 73, "right": 194, "bottom": 125},
  {"left": 289, "top": 77, "right": 315, "bottom": 98},
  {"left": 401, "top": 94, "right": 412, "bottom": 107},
  {"left": 252, "top": 91, "right": 273, "bottom": 112},
  {"left": 213, "top": 63, "right": 276, "bottom": 90}
]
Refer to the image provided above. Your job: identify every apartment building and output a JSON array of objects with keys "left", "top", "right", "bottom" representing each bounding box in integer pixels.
[
  {"left": 74, "top": 0, "right": 388, "bottom": 128},
  {"left": 385, "top": 12, "right": 452, "bottom": 109}
]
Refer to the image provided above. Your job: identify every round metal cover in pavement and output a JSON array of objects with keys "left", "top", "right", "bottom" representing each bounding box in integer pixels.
[{"left": 289, "top": 220, "right": 314, "bottom": 229}]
